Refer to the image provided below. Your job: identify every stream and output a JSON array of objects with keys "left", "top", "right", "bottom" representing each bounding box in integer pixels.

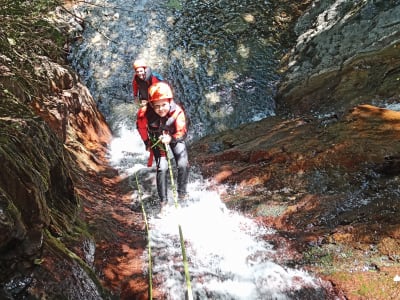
[
  {"left": 66, "top": 0, "right": 338, "bottom": 298},
  {"left": 108, "top": 128, "right": 336, "bottom": 299}
]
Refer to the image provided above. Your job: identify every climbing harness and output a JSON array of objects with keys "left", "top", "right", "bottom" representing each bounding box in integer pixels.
[{"left": 135, "top": 172, "right": 153, "bottom": 299}]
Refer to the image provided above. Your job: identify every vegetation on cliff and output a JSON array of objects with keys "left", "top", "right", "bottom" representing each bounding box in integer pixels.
[
  {"left": 0, "top": 0, "right": 67, "bottom": 102},
  {"left": 1, "top": 1, "right": 114, "bottom": 298}
]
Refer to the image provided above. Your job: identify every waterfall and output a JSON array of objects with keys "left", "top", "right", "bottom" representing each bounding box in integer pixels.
[
  {"left": 67, "top": 0, "right": 277, "bottom": 138},
  {"left": 107, "top": 126, "right": 333, "bottom": 299}
]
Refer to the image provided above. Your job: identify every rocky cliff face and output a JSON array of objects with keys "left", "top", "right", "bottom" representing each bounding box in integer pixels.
[
  {"left": 189, "top": 1, "right": 400, "bottom": 299},
  {"left": 276, "top": 0, "right": 400, "bottom": 117},
  {"left": 0, "top": 29, "right": 113, "bottom": 300}
]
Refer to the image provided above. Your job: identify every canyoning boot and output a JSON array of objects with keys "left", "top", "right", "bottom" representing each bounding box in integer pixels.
[
  {"left": 178, "top": 193, "right": 189, "bottom": 207},
  {"left": 158, "top": 200, "right": 169, "bottom": 217},
  {"left": 129, "top": 200, "right": 141, "bottom": 212}
]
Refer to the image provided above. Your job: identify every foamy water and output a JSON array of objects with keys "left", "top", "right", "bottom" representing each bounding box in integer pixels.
[{"left": 108, "top": 126, "right": 328, "bottom": 299}]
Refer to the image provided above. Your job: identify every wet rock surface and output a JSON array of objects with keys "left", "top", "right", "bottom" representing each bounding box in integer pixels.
[
  {"left": 276, "top": 1, "right": 400, "bottom": 117},
  {"left": 0, "top": 2, "right": 146, "bottom": 299},
  {"left": 0, "top": 62, "right": 114, "bottom": 299},
  {"left": 2, "top": 0, "right": 400, "bottom": 299},
  {"left": 189, "top": 104, "right": 400, "bottom": 299}
]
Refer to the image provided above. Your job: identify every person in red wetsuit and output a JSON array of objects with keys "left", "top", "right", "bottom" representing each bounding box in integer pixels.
[
  {"left": 136, "top": 82, "right": 189, "bottom": 210},
  {"left": 132, "top": 58, "right": 163, "bottom": 106}
]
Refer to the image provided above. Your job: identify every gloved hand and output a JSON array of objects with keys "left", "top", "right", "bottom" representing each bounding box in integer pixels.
[
  {"left": 159, "top": 133, "right": 171, "bottom": 145},
  {"left": 144, "top": 139, "right": 151, "bottom": 151}
]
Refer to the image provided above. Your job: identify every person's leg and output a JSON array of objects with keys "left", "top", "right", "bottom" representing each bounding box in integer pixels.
[
  {"left": 171, "top": 141, "right": 189, "bottom": 199},
  {"left": 154, "top": 148, "right": 169, "bottom": 204}
]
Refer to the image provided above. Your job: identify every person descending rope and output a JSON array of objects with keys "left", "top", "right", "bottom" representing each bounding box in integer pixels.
[
  {"left": 136, "top": 82, "right": 189, "bottom": 213},
  {"left": 132, "top": 58, "right": 163, "bottom": 106},
  {"left": 132, "top": 58, "right": 165, "bottom": 168}
]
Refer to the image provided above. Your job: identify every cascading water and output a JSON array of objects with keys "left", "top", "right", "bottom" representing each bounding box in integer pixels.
[
  {"left": 109, "top": 128, "right": 334, "bottom": 299},
  {"left": 66, "top": 0, "right": 278, "bottom": 138},
  {"left": 65, "top": 0, "right": 338, "bottom": 298}
]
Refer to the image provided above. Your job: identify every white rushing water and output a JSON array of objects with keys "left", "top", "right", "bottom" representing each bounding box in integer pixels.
[{"left": 108, "top": 126, "right": 328, "bottom": 299}]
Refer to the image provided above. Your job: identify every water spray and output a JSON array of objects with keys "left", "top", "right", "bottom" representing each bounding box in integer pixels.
[
  {"left": 165, "top": 145, "right": 194, "bottom": 300},
  {"left": 144, "top": 137, "right": 193, "bottom": 299},
  {"left": 135, "top": 172, "right": 153, "bottom": 299}
]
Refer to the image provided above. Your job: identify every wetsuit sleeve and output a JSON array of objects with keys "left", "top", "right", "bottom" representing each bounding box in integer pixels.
[
  {"left": 136, "top": 106, "right": 149, "bottom": 144},
  {"left": 132, "top": 75, "right": 138, "bottom": 98},
  {"left": 171, "top": 110, "right": 187, "bottom": 141}
]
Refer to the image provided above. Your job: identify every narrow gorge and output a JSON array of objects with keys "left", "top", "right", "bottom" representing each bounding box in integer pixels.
[{"left": 1, "top": 0, "right": 400, "bottom": 299}]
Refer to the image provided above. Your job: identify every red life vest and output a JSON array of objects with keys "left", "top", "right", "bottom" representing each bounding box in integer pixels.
[{"left": 136, "top": 101, "right": 187, "bottom": 145}]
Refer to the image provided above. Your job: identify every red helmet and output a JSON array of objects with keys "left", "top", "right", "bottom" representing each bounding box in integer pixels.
[
  {"left": 148, "top": 82, "right": 173, "bottom": 102},
  {"left": 133, "top": 59, "right": 147, "bottom": 70}
]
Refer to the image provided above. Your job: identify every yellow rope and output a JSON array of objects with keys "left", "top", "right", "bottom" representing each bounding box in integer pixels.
[
  {"left": 149, "top": 137, "right": 193, "bottom": 299},
  {"left": 135, "top": 172, "right": 153, "bottom": 300},
  {"left": 165, "top": 146, "right": 194, "bottom": 300}
]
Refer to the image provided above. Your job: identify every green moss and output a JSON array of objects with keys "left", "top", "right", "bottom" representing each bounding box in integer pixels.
[
  {"left": 356, "top": 283, "right": 371, "bottom": 297},
  {"left": 303, "top": 245, "right": 335, "bottom": 273},
  {"left": 256, "top": 203, "right": 287, "bottom": 217},
  {"left": 0, "top": 0, "right": 66, "bottom": 102},
  {"left": 44, "top": 230, "right": 111, "bottom": 298},
  {"left": 166, "top": 0, "right": 182, "bottom": 10},
  {"left": 67, "top": 218, "right": 92, "bottom": 242}
]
